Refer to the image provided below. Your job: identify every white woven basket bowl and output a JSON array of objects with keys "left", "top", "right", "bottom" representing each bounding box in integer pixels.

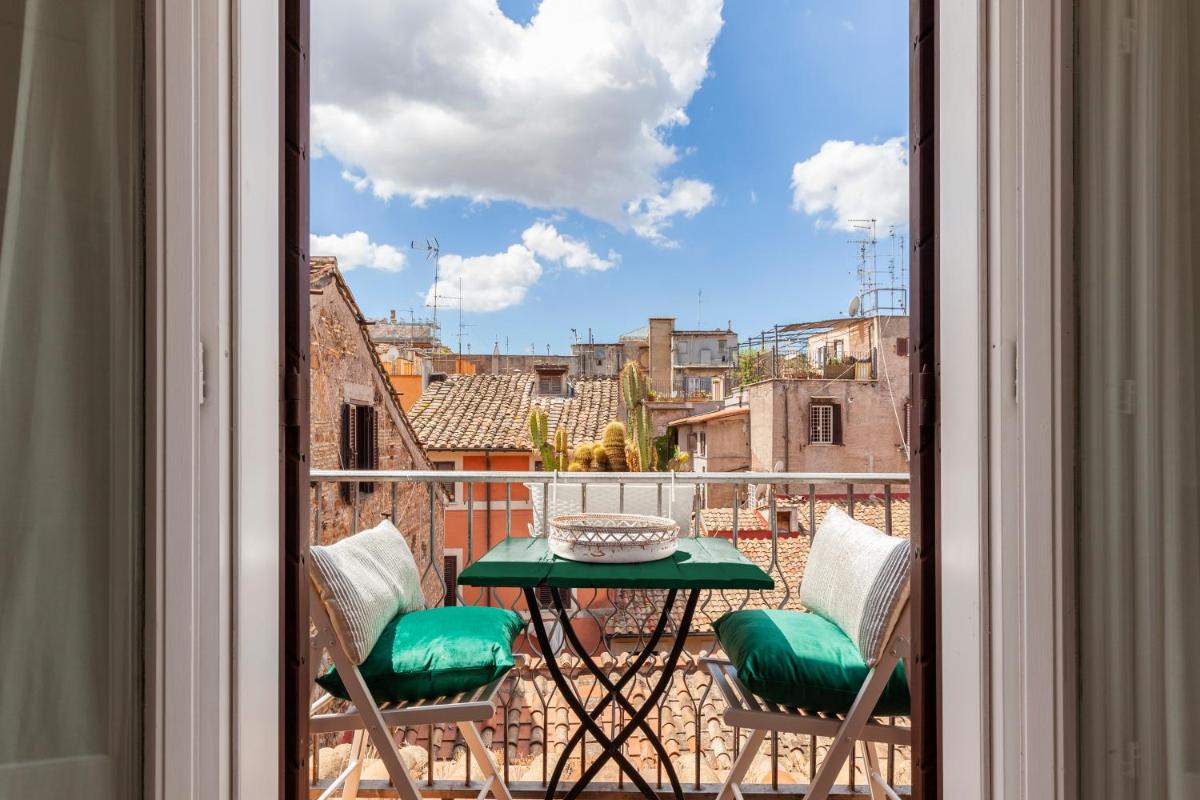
[{"left": 548, "top": 513, "right": 680, "bottom": 564}]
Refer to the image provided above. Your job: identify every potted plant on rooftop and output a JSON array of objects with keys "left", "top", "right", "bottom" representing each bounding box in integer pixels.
[{"left": 526, "top": 363, "right": 698, "bottom": 536}]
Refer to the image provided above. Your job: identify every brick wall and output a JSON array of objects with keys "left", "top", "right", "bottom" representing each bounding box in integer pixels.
[{"left": 309, "top": 277, "right": 446, "bottom": 605}]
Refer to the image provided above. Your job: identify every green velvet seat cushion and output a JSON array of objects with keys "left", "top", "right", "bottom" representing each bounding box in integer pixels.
[
  {"left": 318, "top": 606, "right": 524, "bottom": 703},
  {"left": 713, "top": 609, "right": 909, "bottom": 716}
]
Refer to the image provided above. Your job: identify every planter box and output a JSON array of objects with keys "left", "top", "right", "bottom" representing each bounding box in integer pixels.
[{"left": 526, "top": 480, "right": 699, "bottom": 537}]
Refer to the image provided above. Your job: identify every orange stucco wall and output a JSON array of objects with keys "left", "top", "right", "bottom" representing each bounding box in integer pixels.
[{"left": 442, "top": 450, "right": 608, "bottom": 652}]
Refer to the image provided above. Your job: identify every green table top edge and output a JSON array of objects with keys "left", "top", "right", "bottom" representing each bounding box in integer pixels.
[{"left": 458, "top": 536, "right": 775, "bottom": 590}]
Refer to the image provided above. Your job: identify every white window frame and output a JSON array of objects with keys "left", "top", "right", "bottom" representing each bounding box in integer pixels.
[
  {"left": 147, "top": 0, "right": 280, "bottom": 797},
  {"left": 940, "top": 0, "right": 1074, "bottom": 798}
]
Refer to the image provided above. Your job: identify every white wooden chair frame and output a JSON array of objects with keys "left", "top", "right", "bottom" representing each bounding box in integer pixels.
[
  {"left": 308, "top": 584, "right": 514, "bottom": 800},
  {"left": 707, "top": 602, "right": 912, "bottom": 800}
]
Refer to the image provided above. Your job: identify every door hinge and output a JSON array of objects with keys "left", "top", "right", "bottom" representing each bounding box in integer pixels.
[
  {"left": 1013, "top": 342, "right": 1019, "bottom": 404},
  {"left": 285, "top": 369, "right": 303, "bottom": 427},
  {"left": 198, "top": 342, "right": 207, "bottom": 405}
]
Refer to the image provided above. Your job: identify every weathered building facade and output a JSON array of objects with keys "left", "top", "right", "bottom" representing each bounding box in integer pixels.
[{"left": 309, "top": 257, "right": 446, "bottom": 603}]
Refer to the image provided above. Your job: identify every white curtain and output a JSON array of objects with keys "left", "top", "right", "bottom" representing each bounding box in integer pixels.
[
  {"left": 1077, "top": 0, "right": 1200, "bottom": 797},
  {"left": 0, "top": 0, "right": 141, "bottom": 797}
]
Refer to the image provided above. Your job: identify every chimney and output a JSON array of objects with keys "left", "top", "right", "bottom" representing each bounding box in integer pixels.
[{"left": 390, "top": 309, "right": 397, "bottom": 323}]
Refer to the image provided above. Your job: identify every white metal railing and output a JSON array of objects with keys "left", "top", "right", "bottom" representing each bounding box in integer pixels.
[{"left": 307, "top": 470, "right": 912, "bottom": 799}]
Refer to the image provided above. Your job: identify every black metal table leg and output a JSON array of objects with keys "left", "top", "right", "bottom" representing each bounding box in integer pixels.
[
  {"left": 524, "top": 588, "right": 661, "bottom": 800},
  {"left": 549, "top": 589, "right": 685, "bottom": 800},
  {"left": 559, "top": 589, "right": 699, "bottom": 800},
  {"left": 542, "top": 587, "right": 676, "bottom": 800}
]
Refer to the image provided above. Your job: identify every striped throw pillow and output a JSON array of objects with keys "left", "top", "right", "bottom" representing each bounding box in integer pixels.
[
  {"left": 309, "top": 519, "right": 426, "bottom": 664},
  {"left": 799, "top": 507, "right": 910, "bottom": 665}
]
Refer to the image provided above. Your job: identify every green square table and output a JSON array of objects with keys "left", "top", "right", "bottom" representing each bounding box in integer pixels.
[{"left": 459, "top": 536, "right": 773, "bottom": 800}]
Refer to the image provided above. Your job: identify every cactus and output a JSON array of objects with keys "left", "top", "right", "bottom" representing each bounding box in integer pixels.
[
  {"left": 667, "top": 449, "right": 690, "bottom": 471},
  {"left": 566, "top": 462, "right": 585, "bottom": 472},
  {"left": 528, "top": 408, "right": 556, "bottom": 471},
  {"left": 625, "top": 442, "right": 640, "bottom": 472},
  {"left": 573, "top": 444, "right": 594, "bottom": 469},
  {"left": 553, "top": 428, "right": 570, "bottom": 471},
  {"left": 620, "top": 361, "right": 650, "bottom": 409},
  {"left": 590, "top": 443, "right": 609, "bottom": 471},
  {"left": 620, "top": 363, "right": 655, "bottom": 471},
  {"left": 603, "top": 421, "right": 628, "bottom": 471}
]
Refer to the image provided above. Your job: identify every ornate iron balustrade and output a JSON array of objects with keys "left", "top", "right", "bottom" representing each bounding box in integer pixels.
[{"left": 308, "top": 470, "right": 912, "bottom": 799}]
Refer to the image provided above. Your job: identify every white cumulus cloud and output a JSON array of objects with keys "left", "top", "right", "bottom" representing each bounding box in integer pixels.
[
  {"left": 426, "top": 223, "right": 613, "bottom": 311},
  {"left": 427, "top": 245, "right": 543, "bottom": 313},
  {"left": 627, "top": 178, "right": 715, "bottom": 246},
  {"left": 310, "top": 231, "right": 407, "bottom": 271},
  {"left": 311, "top": 0, "right": 723, "bottom": 244},
  {"left": 790, "top": 137, "right": 908, "bottom": 231},
  {"left": 521, "top": 222, "right": 618, "bottom": 271}
]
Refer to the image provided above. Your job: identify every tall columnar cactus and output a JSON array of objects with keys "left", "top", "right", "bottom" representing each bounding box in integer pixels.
[
  {"left": 621, "top": 361, "right": 650, "bottom": 409},
  {"left": 620, "top": 362, "right": 655, "bottom": 471},
  {"left": 553, "top": 428, "right": 570, "bottom": 471},
  {"left": 631, "top": 404, "right": 654, "bottom": 470},
  {"left": 603, "top": 421, "right": 628, "bottom": 471},
  {"left": 528, "top": 408, "right": 556, "bottom": 472}
]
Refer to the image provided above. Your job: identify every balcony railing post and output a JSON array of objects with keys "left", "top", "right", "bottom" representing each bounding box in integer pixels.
[
  {"left": 732, "top": 493, "right": 739, "bottom": 545},
  {"left": 885, "top": 483, "right": 894, "bottom": 535},
  {"left": 808, "top": 483, "right": 817, "bottom": 540}
]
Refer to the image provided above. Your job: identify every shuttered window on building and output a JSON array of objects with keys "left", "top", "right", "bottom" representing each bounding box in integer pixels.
[
  {"left": 340, "top": 402, "right": 378, "bottom": 501},
  {"left": 809, "top": 401, "right": 842, "bottom": 445},
  {"left": 535, "top": 585, "right": 574, "bottom": 609},
  {"left": 443, "top": 554, "right": 459, "bottom": 606}
]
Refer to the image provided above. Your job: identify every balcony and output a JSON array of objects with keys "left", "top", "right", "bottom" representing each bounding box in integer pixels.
[{"left": 307, "top": 470, "right": 912, "bottom": 799}]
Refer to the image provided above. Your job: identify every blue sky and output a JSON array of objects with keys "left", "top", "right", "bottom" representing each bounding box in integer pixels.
[{"left": 310, "top": 1, "right": 908, "bottom": 354}]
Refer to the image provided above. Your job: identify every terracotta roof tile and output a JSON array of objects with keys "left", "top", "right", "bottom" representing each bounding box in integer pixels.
[{"left": 408, "top": 374, "right": 619, "bottom": 451}]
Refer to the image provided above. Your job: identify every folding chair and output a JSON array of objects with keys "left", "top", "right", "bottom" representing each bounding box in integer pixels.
[
  {"left": 706, "top": 599, "right": 910, "bottom": 800},
  {"left": 308, "top": 582, "right": 515, "bottom": 800}
]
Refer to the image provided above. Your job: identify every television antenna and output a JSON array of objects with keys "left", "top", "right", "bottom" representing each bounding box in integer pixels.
[
  {"left": 847, "top": 220, "right": 907, "bottom": 317},
  {"left": 436, "top": 276, "right": 474, "bottom": 358},
  {"left": 411, "top": 237, "right": 441, "bottom": 325}
]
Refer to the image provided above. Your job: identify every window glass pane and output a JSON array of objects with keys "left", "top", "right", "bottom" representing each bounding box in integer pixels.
[
  {"left": 1076, "top": 3, "right": 1200, "bottom": 796},
  {"left": 0, "top": 0, "right": 143, "bottom": 797}
]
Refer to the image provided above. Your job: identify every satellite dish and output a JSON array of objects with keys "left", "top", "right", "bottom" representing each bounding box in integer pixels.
[{"left": 848, "top": 295, "right": 861, "bottom": 317}]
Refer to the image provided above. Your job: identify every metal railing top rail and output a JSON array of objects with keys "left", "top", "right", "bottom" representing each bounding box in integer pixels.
[{"left": 310, "top": 469, "right": 911, "bottom": 485}]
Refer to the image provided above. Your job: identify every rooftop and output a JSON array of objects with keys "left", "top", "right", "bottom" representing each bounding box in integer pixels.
[
  {"left": 408, "top": 374, "right": 619, "bottom": 451},
  {"left": 668, "top": 407, "right": 748, "bottom": 427}
]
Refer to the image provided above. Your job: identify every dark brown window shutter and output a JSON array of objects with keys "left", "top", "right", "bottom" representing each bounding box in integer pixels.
[
  {"left": 356, "top": 405, "right": 376, "bottom": 495},
  {"left": 896, "top": 337, "right": 909, "bottom": 356},
  {"left": 339, "top": 403, "right": 354, "bottom": 468},
  {"left": 443, "top": 555, "right": 459, "bottom": 606},
  {"left": 535, "top": 585, "right": 573, "bottom": 609},
  {"left": 340, "top": 404, "right": 357, "bottom": 501},
  {"left": 832, "top": 403, "right": 844, "bottom": 445}
]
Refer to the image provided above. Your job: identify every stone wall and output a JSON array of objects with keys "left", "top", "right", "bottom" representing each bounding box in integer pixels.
[{"left": 310, "top": 274, "right": 446, "bottom": 605}]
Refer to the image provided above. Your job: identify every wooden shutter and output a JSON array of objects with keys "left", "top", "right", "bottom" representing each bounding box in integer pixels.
[
  {"left": 339, "top": 403, "right": 355, "bottom": 468},
  {"left": 443, "top": 555, "right": 459, "bottom": 607},
  {"left": 356, "top": 405, "right": 376, "bottom": 494},
  {"left": 340, "top": 404, "right": 356, "bottom": 501},
  {"left": 896, "top": 336, "right": 910, "bottom": 356},
  {"left": 535, "top": 585, "right": 572, "bottom": 609},
  {"left": 832, "top": 402, "right": 844, "bottom": 445}
]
